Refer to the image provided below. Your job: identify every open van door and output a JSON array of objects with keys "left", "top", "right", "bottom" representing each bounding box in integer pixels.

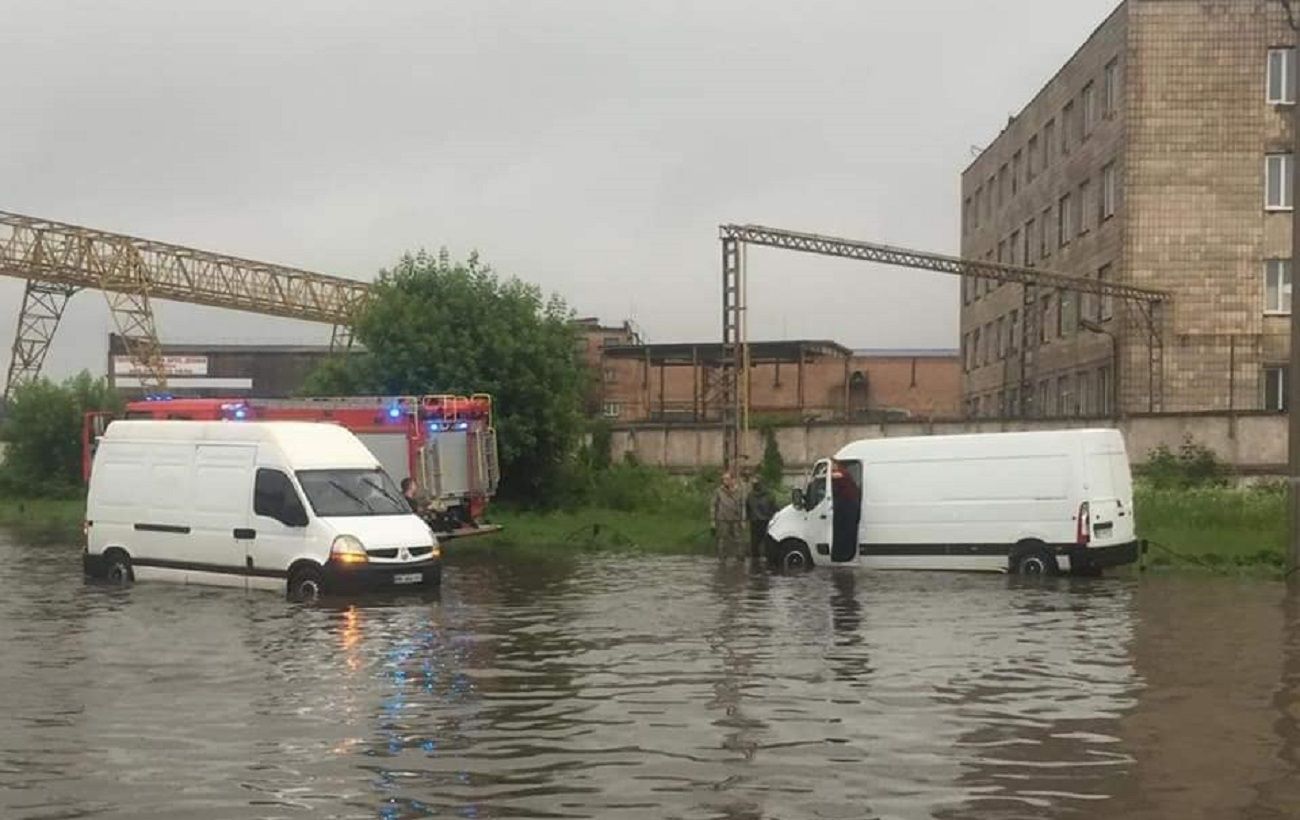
[{"left": 802, "top": 460, "right": 833, "bottom": 559}]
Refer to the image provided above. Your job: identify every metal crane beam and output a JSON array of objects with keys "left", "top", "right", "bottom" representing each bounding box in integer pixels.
[
  {"left": 0, "top": 210, "right": 372, "bottom": 398},
  {"left": 716, "top": 223, "right": 1172, "bottom": 473},
  {"left": 719, "top": 224, "right": 1170, "bottom": 301}
]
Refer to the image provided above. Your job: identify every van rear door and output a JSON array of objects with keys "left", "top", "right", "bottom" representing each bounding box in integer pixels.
[{"left": 1084, "top": 449, "right": 1136, "bottom": 546}]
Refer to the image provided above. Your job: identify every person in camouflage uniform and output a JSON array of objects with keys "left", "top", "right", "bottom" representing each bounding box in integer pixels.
[{"left": 711, "top": 471, "right": 747, "bottom": 559}]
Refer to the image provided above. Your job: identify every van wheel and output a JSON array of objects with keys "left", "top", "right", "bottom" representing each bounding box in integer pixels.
[
  {"left": 104, "top": 550, "right": 133, "bottom": 585},
  {"left": 778, "top": 539, "right": 813, "bottom": 573},
  {"left": 287, "top": 566, "right": 325, "bottom": 602},
  {"left": 1012, "top": 546, "right": 1059, "bottom": 577}
]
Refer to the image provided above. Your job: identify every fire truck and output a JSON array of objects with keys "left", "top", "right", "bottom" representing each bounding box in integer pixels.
[{"left": 84, "top": 395, "right": 500, "bottom": 539}]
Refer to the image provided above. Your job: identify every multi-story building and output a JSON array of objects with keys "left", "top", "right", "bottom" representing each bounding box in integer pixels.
[{"left": 961, "top": 0, "right": 1296, "bottom": 418}]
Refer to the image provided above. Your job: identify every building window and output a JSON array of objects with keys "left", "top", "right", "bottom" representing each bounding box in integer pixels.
[
  {"left": 1099, "top": 263, "right": 1114, "bottom": 321},
  {"left": 972, "top": 328, "right": 982, "bottom": 368},
  {"left": 1012, "top": 150, "right": 1022, "bottom": 195},
  {"left": 997, "top": 239, "right": 1006, "bottom": 264},
  {"left": 996, "top": 316, "right": 1006, "bottom": 360},
  {"left": 973, "top": 186, "right": 982, "bottom": 228},
  {"left": 998, "top": 164, "right": 1009, "bottom": 206},
  {"left": 1058, "top": 193, "right": 1073, "bottom": 246},
  {"left": 1078, "top": 371, "right": 1092, "bottom": 416},
  {"left": 1009, "top": 230, "right": 1020, "bottom": 266},
  {"left": 1079, "top": 179, "right": 1093, "bottom": 234},
  {"left": 964, "top": 197, "right": 973, "bottom": 234},
  {"left": 1101, "top": 162, "right": 1118, "bottom": 220},
  {"left": 1059, "top": 291, "right": 1075, "bottom": 337},
  {"left": 1059, "top": 375, "right": 1073, "bottom": 417},
  {"left": 603, "top": 367, "right": 618, "bottom": 383},
  {"left": 1062, "top": 101, "right": 1075, "bottom": 155},
  {"left": 984, "top": 322, "right": 994, "bottom": 365},
  {"left": 1082, "top": 81, "right": 1097, "bottom": 137},
  {"left": 1039, "top": 380, "right": 1052, "bottom": 417},
  {"left": 1039, "top": 294, "right": 1052, "bottom": 344},
  {"left": 1008, "top": 309, "right": 1020, "bottom": 354},
  {"left": 1265, "top": 366, "right": 1288, "bottom": 411},
  {"left": 1268, "top": 48, "right": 1297, "bottom": 105},
  {"left": 1028, "top": 135, "right": 1039, "bottom": 181},
  {"left": 1024, "top": 219, "right": 1035, "bottom": 266},
  {"left": 987, "top": 176, "right": 996, "bottom": 217},
  {"left": 1098, "top": 366, "right": 1112, "bottom": 415},
  {"left": 603, "top": 402, "right": 621, "bottom": 418},
  {"left": 1266, "top": 259, "right": 1293, "bottom": 314},
  {"left": 1043, "top": 119, "right": 1056, "bottom": 168},
  {"left": 1041, "top": 207, "right": 1052, "bottom": 258},
  {"left": 1103, "top": 58, "right": 1119, "bottom": 118},
  {"left": 1267, "top": 153, "right": 1294, "bottom": 210}
]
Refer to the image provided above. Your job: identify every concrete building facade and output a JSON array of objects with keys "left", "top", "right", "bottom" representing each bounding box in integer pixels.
[{"left": 961, "top": 0, "right": 1296, "bottom": 418}]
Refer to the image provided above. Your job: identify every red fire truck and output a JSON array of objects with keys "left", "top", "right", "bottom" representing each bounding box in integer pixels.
[{"left": 84, "top": 395, "right": 500, "bottom": 538}]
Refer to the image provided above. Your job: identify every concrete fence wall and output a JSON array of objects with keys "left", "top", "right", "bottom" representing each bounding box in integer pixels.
[{"left": 609, "top": 413, "right": 1288, "bottom": 475}]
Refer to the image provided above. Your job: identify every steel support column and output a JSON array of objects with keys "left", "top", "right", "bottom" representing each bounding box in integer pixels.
[
  {"left": 329, "top": 323, "right": 354, "bottom": 353},
  {"left": 721, "top": 236, "right": 746, "bottom": 473},
  {"left": 3, "top": 278, "right": 77, "bottom": 401}
]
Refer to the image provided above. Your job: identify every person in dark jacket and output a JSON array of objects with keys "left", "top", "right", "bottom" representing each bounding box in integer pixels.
[{"left": 746, "top": 477, "right": 778, "bottom": 556}]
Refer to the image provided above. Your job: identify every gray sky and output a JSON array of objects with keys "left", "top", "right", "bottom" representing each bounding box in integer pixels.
[{"left": 1, "top": 0, "right": 1118, "bottom": 379}]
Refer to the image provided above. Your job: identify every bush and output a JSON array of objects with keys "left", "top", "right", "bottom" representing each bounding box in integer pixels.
[
  {"left": 0, "top": 372, "right": 121, "bottom": 498},
  {"left": 1140, "top": 436, "right": 1231, "bottom": 490}
]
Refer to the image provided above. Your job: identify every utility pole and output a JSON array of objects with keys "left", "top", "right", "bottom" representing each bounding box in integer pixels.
[{"left": 1286, "top": 0, "right": 1300, "bottom": 581}]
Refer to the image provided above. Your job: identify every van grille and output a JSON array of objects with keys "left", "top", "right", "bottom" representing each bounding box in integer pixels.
[{"left": 365, "top": 546, "right": 434, "bottom": 559}]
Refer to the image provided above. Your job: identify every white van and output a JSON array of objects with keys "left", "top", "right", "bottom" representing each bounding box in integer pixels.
[
  {"left": 83, "top": 421, "right": 441, "bottom": 599},
  {"left": 765, "top": 429, "right": 1140, "bottom": 575}
]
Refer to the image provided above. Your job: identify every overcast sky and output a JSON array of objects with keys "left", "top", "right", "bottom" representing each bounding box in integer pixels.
[{"left": 1, "top": 0, "right": 1118, "bottom": 379}]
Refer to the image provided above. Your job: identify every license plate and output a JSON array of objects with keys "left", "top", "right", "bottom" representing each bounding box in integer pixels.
[{"left": 393, "top": 573, "right": 422, "bottom": 585}]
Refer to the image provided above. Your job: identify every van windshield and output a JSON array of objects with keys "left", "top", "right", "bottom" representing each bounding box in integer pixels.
[{"left": 295, "top": 469, "right": 409, "bottom": 517}]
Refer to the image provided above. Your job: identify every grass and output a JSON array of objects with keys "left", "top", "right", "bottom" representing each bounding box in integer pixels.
[
  {"left": 0, "top": 480, "right": 1291, "bottom": 575},
  {"left": 0, "top": 497, "right": 84, "bottom": 541},
  {"left": 1133, "top": 484, "right": 1287, "bottom": 574}
]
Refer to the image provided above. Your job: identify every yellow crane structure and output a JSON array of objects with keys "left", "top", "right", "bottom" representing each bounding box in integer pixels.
[{"left": 0, "top": 210, "right": 371, "bottom": 400}]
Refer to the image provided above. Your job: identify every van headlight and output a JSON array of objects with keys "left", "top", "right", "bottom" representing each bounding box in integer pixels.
[{"left": 330, "top": 535, "right": 368, "bottom": 565}]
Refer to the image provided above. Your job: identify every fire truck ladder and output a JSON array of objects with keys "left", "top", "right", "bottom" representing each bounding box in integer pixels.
[
  {"left": 1, "top": 210, "right": 372, "bottom": 401},
  {"left": 717, "top": 224, "right": 1170, "bottom": 473}
]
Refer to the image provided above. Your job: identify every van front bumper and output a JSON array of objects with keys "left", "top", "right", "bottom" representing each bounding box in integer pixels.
[
  {"left": 322, "top": 558, "right": 442, "bottom": 592},
  {"left": 1066, "top": 540, "right": 1143, "bottom": 571}
]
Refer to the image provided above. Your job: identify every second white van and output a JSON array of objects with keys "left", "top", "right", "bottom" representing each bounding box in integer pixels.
[
  {"left": 83, "top": 420, "right": 441, "bottom": 599},
  {"left": 766, "top": 428, "right": 1141, "bottom": 576}
]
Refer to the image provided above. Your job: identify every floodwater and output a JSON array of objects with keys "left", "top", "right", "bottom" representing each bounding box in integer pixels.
[{"left": 1, "top": 535, "right": 1299, "bottom": 820}]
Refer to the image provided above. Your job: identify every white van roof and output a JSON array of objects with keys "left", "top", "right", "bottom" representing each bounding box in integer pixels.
[
  {"left": 833, "top": 428, "right": 1124, "bottom": 461},
  {"left": 102, "top": 420, "right": 380, "bottom": 470}
]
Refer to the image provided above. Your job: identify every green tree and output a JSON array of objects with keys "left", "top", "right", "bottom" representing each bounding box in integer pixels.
[
  {"left": 758, "top": 425, "right": 785, "bottom": 491},
  {"left": 0, "top": 372, "right": 122, "bottom": 497},
  {"left": 304, "top": 249, "right": 586, "bottom": 503}
]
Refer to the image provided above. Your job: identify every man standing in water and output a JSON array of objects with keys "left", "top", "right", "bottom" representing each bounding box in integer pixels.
[
  {"left": 711, "top": 471, "right": 746, "bottom": 559},
  {"left": 746, "top": 475, "right": 778, "bottom": 557}
]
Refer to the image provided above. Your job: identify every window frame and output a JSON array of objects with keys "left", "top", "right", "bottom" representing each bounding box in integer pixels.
[
  {"left": 1058, "top": 193, "right": 1073, "bottom": 247},
  {"left": 1267, "top": 153, "right": 1294, "bottom": 211},
  {"left": 1268, "top": 47, "right": 1297, "bottom": 106},
  {"left": 1103, "top": 58, "right": 1119, "bottom": 118},
  {"left": 1265, "top": 365, "right": 1289, "bottom": 412},
  {"left": 1265, "top": 258, "right": 1293, "bottom": 315},
  {"left": 1101, "top": 162, "right": 1118, "bottom": 220}
]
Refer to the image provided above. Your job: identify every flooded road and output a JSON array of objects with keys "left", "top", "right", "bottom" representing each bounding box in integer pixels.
[{"left": 1, "top": 534, "right": 1298, "bottom": 819}]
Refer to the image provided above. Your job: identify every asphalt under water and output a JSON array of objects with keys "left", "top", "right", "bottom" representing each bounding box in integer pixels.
[{"left": 1, "top": 534, "right": 1299, "bottom": 819}]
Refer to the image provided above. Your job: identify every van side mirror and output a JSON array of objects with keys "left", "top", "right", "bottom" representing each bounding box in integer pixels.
[{"left": 791, "top": 487, "right": 805, "bottom": 509}]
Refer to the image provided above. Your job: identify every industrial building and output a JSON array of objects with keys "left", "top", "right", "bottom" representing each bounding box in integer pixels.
[
  {"left": 961, "top": 0, "right": 1296, "bottom": 418},
  {"left": 106, "top": 335, "right": 332, "bottom": 398}
]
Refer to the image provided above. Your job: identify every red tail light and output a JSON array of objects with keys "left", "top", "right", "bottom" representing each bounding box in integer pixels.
[{"left": 1076, "top": 502, "right": 1091, "bottom": 546}]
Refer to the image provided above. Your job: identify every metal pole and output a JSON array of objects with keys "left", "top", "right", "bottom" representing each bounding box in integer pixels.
[{"left": 1286, "top": 0, "right": 1300, "bottom": 580}]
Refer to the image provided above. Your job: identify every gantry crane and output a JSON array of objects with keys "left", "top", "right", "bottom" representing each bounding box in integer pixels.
[
  {"left": 716, "top": 224, "right": 1171, "bottom": 473},
  {"left": 0, "top": 210, "right": 371, "bottom": 400}
]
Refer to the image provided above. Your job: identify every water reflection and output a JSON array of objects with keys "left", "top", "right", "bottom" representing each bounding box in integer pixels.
[{"left": 3, "top": 531, "right": 1300, "bottom": 818}]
